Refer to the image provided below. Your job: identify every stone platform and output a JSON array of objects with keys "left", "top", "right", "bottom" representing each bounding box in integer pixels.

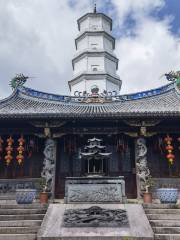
[
  {"left": 37, "top": 204, "right": 154, "bottom": 240},
  {"left": 65, "top": 176, "right": 126, "bottom": 203}
]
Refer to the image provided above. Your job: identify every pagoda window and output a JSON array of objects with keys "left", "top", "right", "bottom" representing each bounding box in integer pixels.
[
  {"left": 91, "top": 65, "right": 99, "bottom": 71},
  {"left": 91, "top": 43, "right": 98, "bottom": 49},
  {"left": 90, "top": 24, "right": 99, "bottom": 30}
]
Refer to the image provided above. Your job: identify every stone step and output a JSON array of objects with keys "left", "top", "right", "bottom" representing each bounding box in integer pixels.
[
  {"left": 0, "top": 204, "right": 48, "bottom": 209},
  {"left": 0, "top": 214, "right": 45, "bottom": 221},
  {"left": 0, "top": 209, "right": 46, "bottom": 215},
  {"left": 145, "top": 208, "right": 180, "bottom": 214},
  {"left": 147, "top": 214, "right": 180, "bottom": 220},
  {"left": 0, "top": 234, "right": 37, "bottom": 240},
  {"left": 153, "top": 227, "right": 180, "bottom": 234},
  {"left": 0, "top": 226, "right": 39, "bottom": 234},
  {"left": 155, "top": 233, "right": 180, "bottom": 240},
  {"left": 0, "top": 220, "right": 42, "bottom": 227},
  {"left": 143, "top": 204, "right": 180, "bottom": 209},
  {"left": 150, "top": 220, "right": 180, "bottom": 227}
]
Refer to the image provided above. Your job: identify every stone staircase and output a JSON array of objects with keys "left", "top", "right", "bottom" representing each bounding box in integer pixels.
[
  {"left": 0, "top": 203, "right": 48, "bottom": 240},
  {"left": 144, "top": 204, "right": 180, "bottom": 240}
]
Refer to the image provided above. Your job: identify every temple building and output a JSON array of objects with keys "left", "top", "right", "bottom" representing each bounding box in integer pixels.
[{"left": 0, "top": 8, "right": 180, "bottom": 201}]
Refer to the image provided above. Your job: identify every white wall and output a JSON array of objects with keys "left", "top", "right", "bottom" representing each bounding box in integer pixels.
[
  {"left": 104, "top": 58, "right": 116, "bottom": 75},
  {"left": 74, "top": 56, "right": 105, "bottom": 74},
  {"left": 77, "top": 35, "right": 113, "bottom": 52},
  {"left": 71, "top": 80, "right": 86, "bottom": 96},
  {"left": 104, "top": 37, "right": 113, "bottom": 52},
  {"left": 106, "top": 80, "right": 120, "bottom": 93},
  {"left": 88, "top": 35, "right": 103, "bottom": 49},
  {"left": 79, "top": 17, "right": 89, "bottom": 31},
  {"left": 87, "top": 56, "right": 104, "bottom": 72},
  {"left": 71, "top": 77, "right": 120, "bottom": 96},
  {"left": 79, "top": 16, "right": 111, "bottom": 33},
  {"left": 86, "top": 79, "right": 106, "bottom": 93},
  {"left": 102, "top": 18, "right": 111, "bottom": 33},
  {"left": 73, "top": 57, "right": 87, "bottom": 75},
  {"left": 89, "top": 16, "right": 102, "bottom": 31},
  {"left": 71, "top": 79, "right": 107, "bottom": 96},
  {"left": 77, "top": 35, "right": 103, "bottom": 51},
  {"left": 77, "top": 37, "right": 88, "bottom": 51},
  {"left": 74, "top": 55, "right": 117, "bottom": 76}
]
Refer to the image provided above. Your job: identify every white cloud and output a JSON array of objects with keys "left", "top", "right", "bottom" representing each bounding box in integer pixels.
[
  {"left": 112, "top": 0, "right": 180, "bottom": 93},
  {"left": 0, "top": 0, "right": 91, "bottom": 98},
  {"left": 0, "top": 0, "right": 179, "bottom": 98}
]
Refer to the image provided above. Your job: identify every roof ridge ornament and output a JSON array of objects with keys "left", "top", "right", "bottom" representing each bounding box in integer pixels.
[
  {"left": 164, "top": 70, "right": 180, "bottom": 93},
  {"left": 10, "top": 74, "right": 29, "bottom": 90}
]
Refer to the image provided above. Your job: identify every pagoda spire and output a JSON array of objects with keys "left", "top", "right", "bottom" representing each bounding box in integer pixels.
[{"left": 93, "top": 2, "right": 97, "bottom": 13}]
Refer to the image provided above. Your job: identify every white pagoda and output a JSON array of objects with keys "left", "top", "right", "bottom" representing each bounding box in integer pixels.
[{"left": 68, "top": 6, "right": 121, "bottom": 96}]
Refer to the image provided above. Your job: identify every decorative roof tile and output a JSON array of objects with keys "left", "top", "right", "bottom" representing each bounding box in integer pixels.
[{"left": 0, "top": 83, "right": 179, "bottom": 119}]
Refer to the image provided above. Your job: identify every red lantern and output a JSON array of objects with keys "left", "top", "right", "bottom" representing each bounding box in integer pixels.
[
  {"left": 165, "top": 145, "right": 174, "bottom": 152},
  {"left": 166, "top": 153, "right": 175, "bottom": 159}
]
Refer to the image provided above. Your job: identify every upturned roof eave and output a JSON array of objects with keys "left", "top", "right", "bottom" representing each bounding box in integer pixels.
[{"left": 0, "top": 111, "right": 180, "bottom": 120}]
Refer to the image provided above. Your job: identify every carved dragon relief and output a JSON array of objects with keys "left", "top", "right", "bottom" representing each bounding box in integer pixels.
[
  {"left": 136, "top": 138, "right": 150, "bottom": 197},
  {"left": 41, "top": 139, "right": 56, "bottom": 195}
]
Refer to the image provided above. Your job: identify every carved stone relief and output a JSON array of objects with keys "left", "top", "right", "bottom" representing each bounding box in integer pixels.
[
  {"left": 67, "top": 184, "right": 122, "bottom": 202},
  {"left": 41, "top": 139, "right": 56, "bottom": 196},
  {"left": 63, "top": 206, "right": 129, "bottom": 227},
  {"left": 135, "top": 138, "right": 150, "bottom": 198}
]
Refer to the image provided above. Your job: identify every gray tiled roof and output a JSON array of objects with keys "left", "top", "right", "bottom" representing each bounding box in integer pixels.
[{"left": 0, "top": 83, "right": 180, "bottom": 119}]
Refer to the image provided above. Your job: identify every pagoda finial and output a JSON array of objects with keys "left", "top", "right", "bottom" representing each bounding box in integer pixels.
[{"left": 93, "top": 2, "right": 97, "bottom": 13}]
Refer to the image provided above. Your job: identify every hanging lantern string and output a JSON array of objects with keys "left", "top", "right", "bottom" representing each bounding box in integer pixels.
[
  {"left": 164, "top": 135, "right": 175, "bottom": 165},
  {"left": 5, "top": 136, "right": 14, "bottom": 166},
  {"left": 16, "top": 135, "right": 25, "bottom": 165}
]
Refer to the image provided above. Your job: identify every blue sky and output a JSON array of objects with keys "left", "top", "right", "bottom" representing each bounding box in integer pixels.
[
  {"left": 68, "top": 0, "right": 180, "bottom": 38},
  {"left": 154, "top": 0, "right": 180, "bottom": 35},
  {"left": 0, "top": 0, "right": 179, "bottom": 98}
]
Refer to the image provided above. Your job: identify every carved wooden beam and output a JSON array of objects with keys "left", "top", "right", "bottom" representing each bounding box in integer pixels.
[
  {"left": 29, "top": 121, "right": 66, "bottom": 128},
  {"left": 124, "top": 120, "right": 161, "bottom": 127}
]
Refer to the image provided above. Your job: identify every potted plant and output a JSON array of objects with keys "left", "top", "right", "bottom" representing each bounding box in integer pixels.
[
  {"left": 156, "top": 184, "right": 178, "bottom": 204},
  {"left": 143, "top": 175, "right": 154, "bottom": 203},
  {"left": 39, "top": 177, "right": 49, "bottom": 204}
]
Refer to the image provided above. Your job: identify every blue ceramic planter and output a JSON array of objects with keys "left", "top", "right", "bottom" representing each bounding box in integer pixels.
[
  {"left": 156, "top": 188, "right": 178, "bottom": 204},
  {"left": 16, "top": 189, "right": 37, "bottom": 204}
]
